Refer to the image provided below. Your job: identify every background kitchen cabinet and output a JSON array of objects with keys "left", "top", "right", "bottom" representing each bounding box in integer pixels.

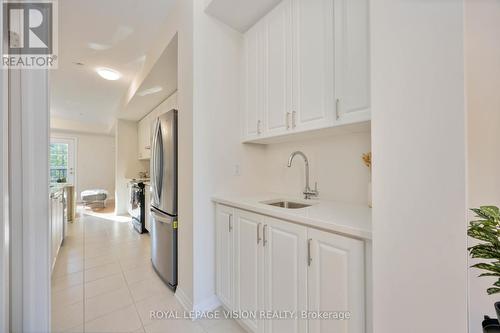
[
  {"left": 138, "top": 92, "right": 178, "bottom": 160},
  {"left": 138, "top": 113, "right": 152, "bottom": 160},
  {"left": 308, "top": 228, "right": 365, "bottom": 333},
  {"left": 50, "top": 190, "right": 65, "bottom": 272}
]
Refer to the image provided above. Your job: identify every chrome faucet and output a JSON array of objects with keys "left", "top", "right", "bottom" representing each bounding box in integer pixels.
[{"left": 287, "top": 151, "right": 319, "bottom": 199}]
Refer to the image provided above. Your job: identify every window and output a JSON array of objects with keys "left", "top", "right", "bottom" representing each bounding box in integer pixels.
[{"left": 50, "top": 143, "right": 69, "bottom": 183}]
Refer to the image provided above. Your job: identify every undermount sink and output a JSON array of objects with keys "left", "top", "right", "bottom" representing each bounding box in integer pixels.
[{"left": 263, "top": 200, "right": 312, "bottom": 209}]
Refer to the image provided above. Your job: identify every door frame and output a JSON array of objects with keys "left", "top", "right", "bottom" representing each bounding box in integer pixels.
[
  {"left": 0, "top": 2, "right": 9, "bottom": 330},
  {"left": 50, "top": 136, "right": 78, "bottom": 190},
  {"left": 8, "top": 68, "right": 51, "bottom": 331}
]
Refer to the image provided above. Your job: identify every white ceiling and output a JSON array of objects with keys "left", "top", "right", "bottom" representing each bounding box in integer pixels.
[
  {"left": 120, "top": 34, "right": 178, "bottom": 121},
  {"left": 50, "top": 0, "right": 176, "bottom": 133}
]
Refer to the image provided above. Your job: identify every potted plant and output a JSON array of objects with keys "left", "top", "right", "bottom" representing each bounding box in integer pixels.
[{"left": 468, "top": 206, "right": 500, "bottom": 330}]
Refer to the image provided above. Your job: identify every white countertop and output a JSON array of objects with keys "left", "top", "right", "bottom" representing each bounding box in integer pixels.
[{"left": 212, "top": 193, "right": 372, "bottom": 240}]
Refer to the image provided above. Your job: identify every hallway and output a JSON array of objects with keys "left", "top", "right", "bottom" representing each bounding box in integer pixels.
[{"left": 51, "top": 213, "right": 244, "bottom": 333}]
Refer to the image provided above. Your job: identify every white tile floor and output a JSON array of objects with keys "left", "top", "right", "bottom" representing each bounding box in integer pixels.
[{"left": 52, "top": 212, "right": 246, "bottom": 333}]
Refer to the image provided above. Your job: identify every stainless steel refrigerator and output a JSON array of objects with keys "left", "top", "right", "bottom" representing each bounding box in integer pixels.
[{"left": 150, "top": 109, "right": 178, "bottom": 290}]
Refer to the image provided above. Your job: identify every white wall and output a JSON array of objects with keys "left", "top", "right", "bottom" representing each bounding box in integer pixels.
[
  {"left": 51, "top": 131, "right": 116, "bottom": 202},
  {"left": 115, "top": 120, "right": 149, "bottom": 215},
  {"left": 371, "top": 0, "right": 468, "bottom": 332},
  {"left": 264, "top": 132, "right": 371, "bottom": 204},
  {"left": 192, "top": 0, "right": 267, "bottom": 308},
  {"left": 51, "top": 117, "right": 113, "bottom": 135},
  {"left": 466, "top": 0, "right": 500, "bottom": 329}
]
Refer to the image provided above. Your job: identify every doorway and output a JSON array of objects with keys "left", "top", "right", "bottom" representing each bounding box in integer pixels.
[{"left": 50, "top": 137, "right": 76, "bottom": 187}]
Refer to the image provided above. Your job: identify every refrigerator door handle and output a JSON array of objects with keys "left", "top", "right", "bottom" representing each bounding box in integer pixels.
[
  {"left": 152, "top": 120, "right": 162, "bottom": 204},
  {"left": 150, "top": 207, "right": 174, "bottom": 225},
  {"left": 151, "top": 120, "right": 158, "bottom": 203},
  {"left": 156, "top": 123, "right": 164, "bottom": 202}
]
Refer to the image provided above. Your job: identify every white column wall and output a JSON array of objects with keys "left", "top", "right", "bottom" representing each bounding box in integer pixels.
[{"left": 371, "top": 0, "right": 468, "bottom": 332}]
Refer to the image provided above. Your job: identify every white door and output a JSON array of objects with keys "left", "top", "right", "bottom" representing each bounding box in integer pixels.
[
  {"left": 234, "top": 210, "right": 264, "bottom": 333},
  {"left": 263, "top": 217, "right": 308, "bottom": 333},
  {"left": 307, "top": 229, "right": 365, "bottom": 333},
  {"left": 333, "top": 0, "right": 370, "bottom": 124},
  {"left": 50, "top": 137, "right": 76, "bottom": 186},
  {"left": 244, "top": 23, "right": 265, "bottom": 140},
  {"left": 292, "top": 0, "right": 335, "bottom": 131},
  {"left": 265, "top": 0, "right": 293, "bottom": 136},
  {"left": 216, "top": 204, "right": 234, "bottom": 309}
]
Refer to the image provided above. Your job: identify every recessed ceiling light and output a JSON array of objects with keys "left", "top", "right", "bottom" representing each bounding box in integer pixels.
[
  {"left": 137, "top": 86, "right": 163, "bottom": 97},
  {"left": 96, "top": 68, "right": 121, "bottom": 81}
]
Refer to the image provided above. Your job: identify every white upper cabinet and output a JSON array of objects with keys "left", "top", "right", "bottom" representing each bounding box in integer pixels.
[
  {"left": 292, "top": 0, "right": 335, "bottom": 132},
  {"left": 242, "top": 0, "right": 370, "bottom": 143},
  {"left": 334, "top": 0, "right": 370, "bottom": 124},
  {"left": 137, "top": 92, "right": 178, "bottom": 160},
  {"left": 264, "top": 0, "right": 293, "bottom": 136},
  {"left": 138, "top": 114, "right": 152, "bottom": 160},
  {"left": 244, "top": 24, "right": 265, "bottom": 139}
]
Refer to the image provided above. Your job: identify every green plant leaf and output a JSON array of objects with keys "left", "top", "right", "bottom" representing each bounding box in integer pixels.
[
  {"left": 468, "top": 206, "right": 500, "bottom": 296},
  {"left": 479, "top": 273, "right": 500, "bottom": 277},
  {"left": 487, "top": 287, "right": 500, "bottom": 295}
]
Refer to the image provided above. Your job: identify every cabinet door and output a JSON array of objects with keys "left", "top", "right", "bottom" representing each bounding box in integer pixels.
[
  {"left": 243, "top": 23, "right": 265, "bottom": 140},
  {"left": 138, "top": 119, "right": 146, "bottom": 159},
  {"left": 216, "top": 204, "right": 235, "bottom": 309},
  {"left": 292, "top": 0, "right": 335, "bottom": 131},
  {"left": 307, "top": 229, "right": 365, "bottom": 333},
  {"left": 334, "top": 0, "right": 370, "bottom": 124},
  {"left": 143, "top": 114, "right": 152, "bottom": 159},
  {"left": 264, "top": 0, "right": 293, "bottom": 136},
  {"left": 234, "top": 210, "right": 264, "bottom": 333},
  {"left": 263, "top": 217, "right": 308, "bottom": 333}
]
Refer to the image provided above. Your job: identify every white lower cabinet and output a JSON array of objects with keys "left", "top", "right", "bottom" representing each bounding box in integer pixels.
[
  {"left": 216, "top": 204, "right": 235, "bottom": 309},
  {"left": 307, "top": 228, "right": 365, "bottom": 333},
  {"left": 216, "top": 204, "right": 367, "bottom": 333},
  {"left": 234, "top": 210, "right": 264, "bottom": 333},
  {"left": 264, "top": 217, "right": 308, "bottom": 333}
]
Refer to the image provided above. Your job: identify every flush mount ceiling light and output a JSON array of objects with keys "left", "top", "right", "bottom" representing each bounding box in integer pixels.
[
  {"left": 96, "top": 68, "right": 121, "bottom": 81},
  {"left": 137, "top": 86, "right": 163, "bottom": 97}
]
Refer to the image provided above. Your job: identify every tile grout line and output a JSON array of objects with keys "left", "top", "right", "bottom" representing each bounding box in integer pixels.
[{"left": 118, "top": 236, "right": 147, "bottom": 333}]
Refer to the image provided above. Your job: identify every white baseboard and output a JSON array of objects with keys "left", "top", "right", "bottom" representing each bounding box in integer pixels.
[
  {"left": 175, "top": 287, "right": 193, "bottom": 312},
  {"left": 193, "top": 294, "right": 221, "bottom": 314}
]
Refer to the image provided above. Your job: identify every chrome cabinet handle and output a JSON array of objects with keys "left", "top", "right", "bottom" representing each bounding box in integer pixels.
[
  {"left": 263, "top": 224, "right": 268, "bottom": 246},
  {"left": 228, "top": 214, "right": 233, "bottom": 232},
  {"left": 257, "top": 120, "right": 262, "bottom": 135},
  {"left": 307, "top": 239, "right": 312, "bottom": 266},
  {"left": 336, "top": 98, "right": 341, "bottom": 120},
  {"left": 286, "top": 112, "right": 291, "bottom": 130},
  {"left": 257, "top": 223, "right": 262, "bottom": 244},
  {"left": 292, "top": 111, "right": 297, "bottom": 128}
]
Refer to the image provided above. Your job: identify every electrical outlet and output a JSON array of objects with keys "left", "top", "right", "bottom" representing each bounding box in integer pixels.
[{"left": 234, "top": 164, "right": 241, "bottom": 176}]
